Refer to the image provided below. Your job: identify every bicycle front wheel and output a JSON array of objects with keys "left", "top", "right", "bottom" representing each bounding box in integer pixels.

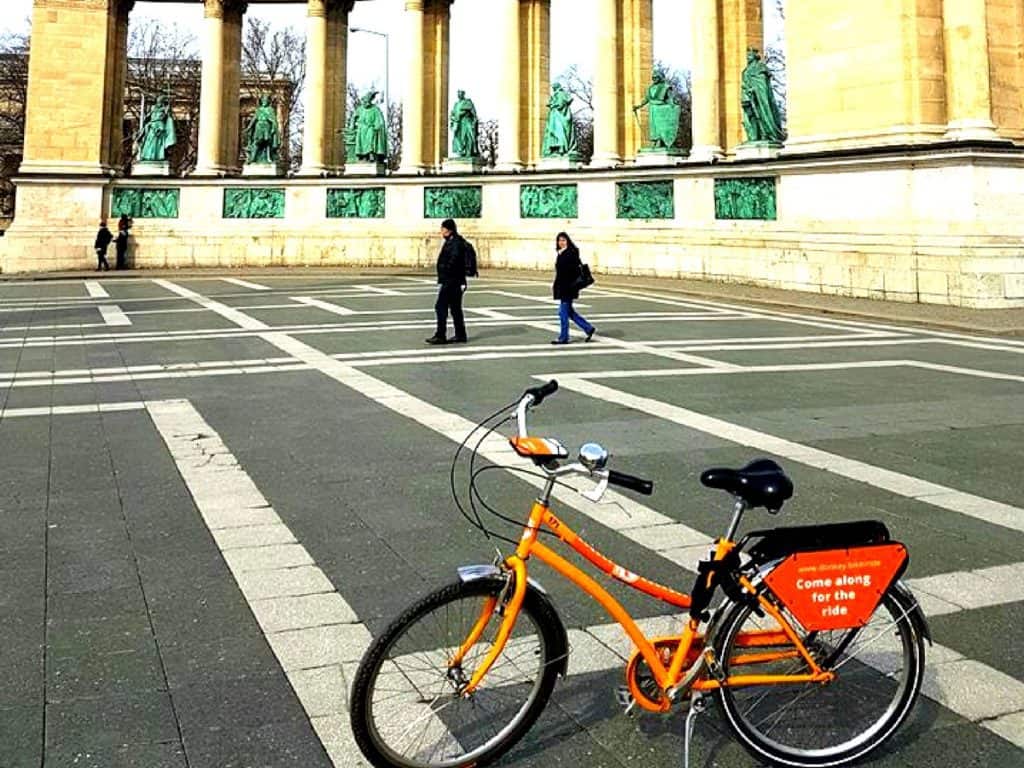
[
  {"left": 714, "top": 584, "right": 925, "bottom": 767},
  {"left": 350, "top": 577, "right": 564, "bottom": 768}
]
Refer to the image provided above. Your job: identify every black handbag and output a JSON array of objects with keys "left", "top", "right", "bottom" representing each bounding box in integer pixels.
[{"left": 575, "top": 263, "right": 595, "bottom": 291}]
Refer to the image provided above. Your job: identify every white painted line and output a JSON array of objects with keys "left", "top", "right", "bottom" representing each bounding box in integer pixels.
[
  {"left": 154, "top": 279, "right": 268, "bottom": 330},
  {"left": 0, "top": 402, "right": 147, "bottom": 419},
  {"left": 84, "top": 280, "right": 109, "bottom": 298},
  {"left": 290, "top": 296, "right": 357, "bottom": 316},
  {"left": 144, "top": 399, "right": 373, "bottom": 750},
  {"left": 98, "top": 304, "right": 132, "bottom": 326},
  {"left": 554, "top": 377, "right": 1024, "bottom": 534},
  {"left": 357, "top": 284, "right": 403, "bottom": 296},
  {"left": 222, "top": 277, "right": 272, "bottom": 291}
]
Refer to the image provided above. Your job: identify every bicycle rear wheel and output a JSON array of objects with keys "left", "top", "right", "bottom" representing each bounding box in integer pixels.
[
  {"left": 350, "top": 577, "right": 564, "bottom": 768},
  {"left": 714, "top": 584, "right": 925, "bottom": 767}
]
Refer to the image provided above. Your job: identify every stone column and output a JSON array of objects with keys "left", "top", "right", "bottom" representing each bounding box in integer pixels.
[
  {"left": 495, "top": 0, "right": 523, "bottom": 171},
  {"left": 300, "top": 0, "right": 353, "bottom": 175},
  {"left": 399, "top": 1, "right": 427, "bottom": 174},
  {"left": 424, "top": 0, "right": 453, "bottom": 171},
  {"left": 689, "top": 0, "right": 724, "bottom": 162},
  {"left": 20, "top": 0, "right": 133, "bottom": 175},
  {"left": 942, "top": 0, "right": 999, "bottom": 141},
  {"left": 195, "top": 0, "right": 246, "bottom": 175},
  {"left": 519, "top": 0, "right": 551, "bottom": 169},
  {"left": 620, "top": 0, "right": 653, "bottom": 162},
  {"left": 591, "top": 0, "right": 621, "bottom": 167}
]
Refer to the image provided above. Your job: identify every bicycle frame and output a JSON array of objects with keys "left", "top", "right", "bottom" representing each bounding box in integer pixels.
[{"left": 457, "top": 490, "right": 834, "bottom": 702}]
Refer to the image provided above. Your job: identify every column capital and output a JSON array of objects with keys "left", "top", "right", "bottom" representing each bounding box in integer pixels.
[
  {"left": 405, "top": 1, "right": 424, "bottom": 11},
  {"left": 204, "top": 0, "right": 247, "bottom": 20},
  {"left": 308, "top": 0, "right": 355, "bottom": 17}
]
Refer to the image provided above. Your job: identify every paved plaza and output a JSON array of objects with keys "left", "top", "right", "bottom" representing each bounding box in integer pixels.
[{"left": 2, "top": 271, "right": 1024, "bottom": 768}]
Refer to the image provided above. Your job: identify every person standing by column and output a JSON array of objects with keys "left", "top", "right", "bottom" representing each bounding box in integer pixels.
[
  {"left": 426, "top": 218, "right": 469, "bottom": 345},
  {"left": 551, "top": 231, "right": 595, "bottom": 345},
  {"left": 94, "top": 220, "right": 113, "bottom": 271}
]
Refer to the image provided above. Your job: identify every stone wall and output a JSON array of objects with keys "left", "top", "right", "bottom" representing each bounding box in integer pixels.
[{"left": 4, "top": 148, "right": 1024, "bottom": 308}]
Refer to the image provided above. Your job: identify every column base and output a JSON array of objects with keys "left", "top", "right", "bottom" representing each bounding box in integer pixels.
[
  {"left": 688, "top": 145, "right": 725, "bottom": 163},
  {"left": 345, "top": 161, "right": 388, "bottom": 177},
  {"left": 536, "top": 155, "right": 584, "bottom": 171},
  {"left": 242, "top": 163, "right": 282, "bottom": 177},
  {"left": 589, "top": 153, "right": 622, "bottom": 169},
  {"left": 944, "top": 119, "right": 1011, "bottom": 143},
  {"left": 441, "top": 157, "right": 484, "bottom": 174},
  {"left": 493, "top": 161, "right": 525, "bottom": 173},
  {"left": 191, "top": 165, "right": 236, "bottom": 177},
  {"left": 295, "top": 164, "right": 339, "bottom": 178},
  {"left": 634, "top": 148, "right": 687, "bottom": 167},
  {"left": 734, "top": 141, "right": 783, "bottom": 161},
  {"left": 18, "top": 160, "right": 117, "bottom": 176},
  {"left": 133, "top": 161, "right": 172, "bottom": 177}
]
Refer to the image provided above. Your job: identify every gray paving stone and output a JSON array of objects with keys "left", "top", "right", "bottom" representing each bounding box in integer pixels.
[
  {"left": 0, "top": 704, "right": 43, "bottom": 768},
  {"left": 45, "top": 690, "right": 179, "bottom": 750},
  {"left": 983, "top": 710, "right": 1024, "bottom": 749},
  {"left": 212, "top": 523, "right": 296, "bottom": 550},
  {"left": 42, "top": 740, "right": 188, "bottom": 768},
  {"left": 287, "top": 666, "right": 347, "bottom": 719}
]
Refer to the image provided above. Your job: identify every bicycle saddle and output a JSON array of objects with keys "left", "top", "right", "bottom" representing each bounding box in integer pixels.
[{"left": 700, "top": 458, "right": 793, "bottom": 512}]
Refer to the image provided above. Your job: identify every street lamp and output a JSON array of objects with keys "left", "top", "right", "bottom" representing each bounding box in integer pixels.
[{"left": 350, "top": 26, "right": 389, "bottom": 118}]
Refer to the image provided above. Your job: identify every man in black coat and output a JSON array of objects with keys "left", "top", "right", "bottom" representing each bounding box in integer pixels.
[
  {"left": 94, "top": 220, "right": 113, "bottom": 271},
  {"left": 426, "top": 218, "right": 469, "bottom": 344}
]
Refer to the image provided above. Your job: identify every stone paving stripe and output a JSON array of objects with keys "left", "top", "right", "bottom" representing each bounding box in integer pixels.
[
  {"left": 266, "top": 624, "right": 374, "bottom": 671},
  {"left": 554, "top": 377, "right": 1024, "bottom": 534},
  {"left": 291, "top": 297, "right": 357, "bottom": 316},
  {"left": 906, "top": 563, "right": 1024, "bottom": 614},
  {"left": 144, "top": 397, "right": 374, "bottom": 768},
  {"left": 983, "top": 711, "right": 1024, "bottom": 749},
  {"left": 251, "top": 594, "right": 359, "bottom": 634},
  {"left": 84, "top": 281, "right": 109, "bottom": 298},
  {"left": 223, "top": 543, "right": 315, "bottom": 574},
  {"left": 211, "top": 523, "right": 297, "bottom": 550},
  {"left": 235, "top": 566, "right": 336, "bottom": 601},
  {"left": 0, "top": 402, "right": 147, "bottom": 420},
  {"left": 98, "top": 305, "right": 132, "bottom": 326},
  {"left": 922, "top": 658, "right": 1024, "bottom": 723},
  {"left": 153, "top": 279, "right": 269, "bottom": 330},
  {"left": 287, "top": 666, "right": 347, "bottom": 719},
  {"left": 221, "top": 277, "right": 272, "bottom": 291},
  {"left": 357, "top": 284, "right": 403, "bottom": 296}
]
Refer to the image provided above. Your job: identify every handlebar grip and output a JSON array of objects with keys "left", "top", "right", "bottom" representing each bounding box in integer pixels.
[
  {"left": 524, "top": 379, "right": 558, "bottom": 407},
  {"left": 607, "top": 469, "right": 654, "bottom": 496}
]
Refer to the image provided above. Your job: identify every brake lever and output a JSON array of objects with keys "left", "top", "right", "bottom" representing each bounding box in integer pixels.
[{"left": 581, "top": 469, "right": 610, "bottom": 502}]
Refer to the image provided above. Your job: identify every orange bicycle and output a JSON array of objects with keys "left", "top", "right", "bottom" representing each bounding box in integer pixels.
[{"left": 350, "top": 381, "right": 928, "bottom": 768}]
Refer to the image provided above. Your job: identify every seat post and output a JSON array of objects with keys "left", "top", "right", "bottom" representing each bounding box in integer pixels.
[{"left": 724, "top": 498, "right": 748, "bottom": 542}]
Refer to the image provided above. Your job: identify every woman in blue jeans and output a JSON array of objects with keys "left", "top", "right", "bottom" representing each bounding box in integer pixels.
[{"left": 551, "top": 232, "right": 596, "bottom": 345}]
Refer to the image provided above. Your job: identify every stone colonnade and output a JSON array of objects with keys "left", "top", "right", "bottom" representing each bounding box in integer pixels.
[{"left": 21, "top": 0, "right": 1024, "bottom": 178}]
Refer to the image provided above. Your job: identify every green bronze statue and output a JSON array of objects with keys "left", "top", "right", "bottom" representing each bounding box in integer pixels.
[
  {"left": 354, "top": 90, "right": 388, "bottom": 163},
  {"left": 449, "top": 90, "right": 479, "bottom": 158},
  {"left": 542, "top": 83, "right": 577, "bottom": 158},
  {"left": 740, "top": 49, "right": 785, "bottom": 143},
  {"left": 138, "top": 95, "right": 177, "bottom": 162},
  {"left": 633, "top": 70, "right": 681, "bottom": 150},
  {"left": 244, "top": 95, "right": 281, "bottom": 164}
]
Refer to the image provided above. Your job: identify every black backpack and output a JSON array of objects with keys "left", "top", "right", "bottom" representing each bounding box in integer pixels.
[{"left": 463, "top": 239, "right": 479, "bottom": 278}]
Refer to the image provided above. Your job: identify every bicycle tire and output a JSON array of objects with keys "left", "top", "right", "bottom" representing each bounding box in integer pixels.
[
  {"left": 350, "top": 577, "right": 564, "bottom": 768},
  {"left": 713, "top": 583, "right": 925, "bottom": 767}
]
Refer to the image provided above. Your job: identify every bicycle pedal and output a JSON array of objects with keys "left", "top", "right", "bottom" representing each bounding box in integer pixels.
[{"left": 614, "top": 686, "right": 637, "bottom": 716}]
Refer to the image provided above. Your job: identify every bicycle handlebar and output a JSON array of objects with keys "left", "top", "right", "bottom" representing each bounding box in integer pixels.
[
  {"left": 524, "top": 379, "right": 558, "bottom": 407},
  {"left": 607, "top": 469, "right": 654, "bottom": 496}
]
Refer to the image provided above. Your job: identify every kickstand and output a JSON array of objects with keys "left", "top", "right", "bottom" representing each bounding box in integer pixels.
[{"left": 683, "top": 692, "right": 708, "bottom": 768}]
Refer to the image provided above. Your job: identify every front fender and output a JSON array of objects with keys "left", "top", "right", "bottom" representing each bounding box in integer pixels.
[{"left": 457, "top": 564, "right": 570, "bottom": 677}]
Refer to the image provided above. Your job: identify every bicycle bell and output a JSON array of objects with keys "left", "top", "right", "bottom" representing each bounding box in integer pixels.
[{"left": 579, "top": 442, "right": 609, "bottom": 471}]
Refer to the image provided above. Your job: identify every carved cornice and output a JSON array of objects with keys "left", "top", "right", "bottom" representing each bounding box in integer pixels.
[{"left": 34, "top": 0, "right": 114, "bottom": 10}]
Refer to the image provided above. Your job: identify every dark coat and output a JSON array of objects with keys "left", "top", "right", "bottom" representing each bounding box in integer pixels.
[
  {"left": 94, "top": 226, "right": 113, "bottom": 252},
  {"left": 552, "top": 246, "right": 583, "bottom": 301},
  {"left": 436, "top": 234, "right": 467, "bottom": 287},
  {"left": 115, "top": 230, "right": 129, "bottom": 257}
]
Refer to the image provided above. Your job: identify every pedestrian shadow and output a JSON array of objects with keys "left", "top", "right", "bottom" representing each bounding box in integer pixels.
[{"left": 468, "top": 326, "right": 529, "bottom": 342}]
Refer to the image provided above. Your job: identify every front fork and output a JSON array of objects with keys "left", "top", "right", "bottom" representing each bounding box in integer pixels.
[{"left": 450, "top": 557, "right": 529, "bottom": 695}]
